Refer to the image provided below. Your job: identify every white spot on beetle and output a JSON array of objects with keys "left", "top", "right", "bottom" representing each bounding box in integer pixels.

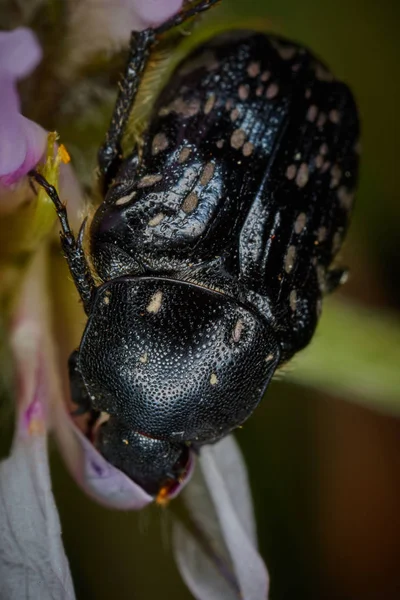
[
  {"left": 296, "top": 163, "right": 309, "bottom": 187},
  {"left": 337, "top": 186, "right": 354, "bottom": 210},
  {"left": 148, "top": 212, "right": 165, "bottom": 227},
  {"left": 320, "top": 143, "right": 329, "bottom": 155},
  {"left": 210, "top": 373, "right": 218, "bottom": 385},
  {"left": 164, "top": 97, "right": 201, "bottom": 118},
  {"left": 242, "top": 142, "right": 254, "bottom": 157},
  {"left": 317, "top": 265, "right": 326, "bottom": 292},
  {"left": 286, "top": 164, "right": 297, "bottom": 180},
  {"left": 230, "top": 128, "right": 247, "bottom": 149},
  {"left": 146, "top": 290, "right": 163, "bottom": 314},
  {"left": 152, "top": 132, "right": 169, "bottom": 155},
  {"left": 138, "top": 174, "right": 163, "bottom": 188},
  {"left": 329, "top": 109, "right": 341, "bottom": 124},
  {"left": 232, "top": 319, "right": 244, "bottom": 342},
  {"left": 277, "top": 45, "right": 297, "bottom": 60},
  {"left": 216, "top": 139, "right": 225, "bottom": 149},
  {"left": 200, "top": 163, "right": 215, "bottom": 186},
  {"left": 204, "top": 93, "right": 216, "bottom": 115},
  {"left": 285, "top": 245, "right": 297, "bottom": 273},
  {"left": 330, "top": 164, "right": 342, "bottom": 188},
  {"left": 256, "top": 85, "right": 264, "bottom": 97},
  {"left": 289, "top": 289, "right": 297, "bottom": 312},
  {"left": 261, "top": 70, "right": 271, "bottom": 82},
  {"left": 315, "top": 63, "right": 333, "bottom": 82},
  {"left": 266, "top": 83, "right": 279, "bottom": 99},
  {"left": 139, "top": 352, "right": 148, "bottom": 364},
  {"left": 178, "top": 147, "right": 191, "bottom": 163},
  {"left": 315, "top": 154, "right": 324, "bottom": 169},
  {"left": 265, "top": 353, "right": 275, "bottom": 362},
  {"left": 182, "top": 192, "right": 199, "bottom": 213},
  {"left": 247, "top": 61, "right": 261, "bottom": 77},
  {"left": 103, "top": 296, "right": 110, "bottom": 305},
  {"left": 305, "top": 88, "right": 311, "bottom": 99},
  {"left": 115, "top": 190, "right": 136, "bottom": 206},
  {"left": 122, "top": 439, "right": 129, "bottom": 445},
  {"left": 238, "top": 84, "right": 249, "bottom": 101},
  {"left": 294, "top": 212, "right": 307, "bottom": 234},
  {"left": 307, "top": 105, "right": 318, "bottom": 122}
]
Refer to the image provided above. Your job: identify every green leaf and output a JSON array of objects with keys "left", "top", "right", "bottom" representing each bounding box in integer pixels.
[{"left": 287, "top": 299, "right": 400, "bottom": 416}]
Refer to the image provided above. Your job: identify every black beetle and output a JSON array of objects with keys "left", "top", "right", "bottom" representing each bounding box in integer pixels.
[{"left": 31, "top": 0, "right": 359, "bottom": 498}]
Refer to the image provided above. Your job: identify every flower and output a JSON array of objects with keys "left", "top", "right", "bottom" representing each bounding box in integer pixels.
[
  {"left": 66, "top": 0, "right": 184, "bottom": 64},
  {"left": 0, "top": 28, "right": 47, "bottom": 188},
  {"left": 0, "top": 3, "right": 270, "bottom": 599}
]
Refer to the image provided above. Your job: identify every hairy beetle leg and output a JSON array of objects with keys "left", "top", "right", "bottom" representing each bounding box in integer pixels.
[
  {"left": 98, "top": 0, "right": 221, "bottom": 190},
  {"left": 29, "top": 170, "right": 96, "bottom": 313}
]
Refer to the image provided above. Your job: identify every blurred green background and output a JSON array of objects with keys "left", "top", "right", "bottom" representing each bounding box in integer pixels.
[{"left": 41, "top": 0, "right": 399, "bottom": 598}]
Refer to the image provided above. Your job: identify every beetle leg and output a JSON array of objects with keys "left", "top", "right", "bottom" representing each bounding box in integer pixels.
[
  {"left": 29, "top": 170, "right": 96, "bottom": 313},
  {"left": 97, "top": 0, "right": 221, "bottom": 190},
  {"left": 97, "top": 29, "right": 155, "bottom": 187}
]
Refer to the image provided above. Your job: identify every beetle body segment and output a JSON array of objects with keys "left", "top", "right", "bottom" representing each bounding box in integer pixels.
[
  {"left": 91, "top": 32, "right": 359, "bottom": 366},
  {"left": 80, "top": 277, "right": 280, "bottom": 441}
]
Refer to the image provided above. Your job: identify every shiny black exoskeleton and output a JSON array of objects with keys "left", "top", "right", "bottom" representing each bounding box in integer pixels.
[{"left": 31, "top": 0, "right": 359, "bottom": 496}]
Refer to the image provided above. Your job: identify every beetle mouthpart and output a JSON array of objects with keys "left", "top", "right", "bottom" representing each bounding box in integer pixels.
[
  {"left": 156, "top": 449, "right": 195, "bottom": 504},
  {"left": 94, "top": 418, "right": 192, "bottom": 496}
]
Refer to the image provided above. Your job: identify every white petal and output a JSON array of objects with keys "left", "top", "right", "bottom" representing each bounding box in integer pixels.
[
  {"left": 0, "top": 308, "right": 75, "bottom": 600},
  {"left": 174, "top": 520, "right": 239, "bottom": 600},
  {"left": 173, "top": 436, "right": 269, "bottom": 600},
  {"left": 0, "top": 431, "right": 75, "bottom": 600}
]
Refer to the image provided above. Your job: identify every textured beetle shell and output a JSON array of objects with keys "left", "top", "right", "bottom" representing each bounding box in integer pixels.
[
  {"left": 80, "top": 277, "right": 279, "bottom": 443},
  {"left": 91, "top": 31, "right": 359, "bottom": 363}
]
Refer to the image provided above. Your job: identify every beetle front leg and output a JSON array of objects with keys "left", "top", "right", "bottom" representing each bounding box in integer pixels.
[
  {"left": 29, "top": 170, "right": 96, "bottom": 314},
  {"left": 98, "top": 0, "right": 221, "bottom": 190},
  {"left": 97, "top": 29, "right": 155, "bottom": 187}
]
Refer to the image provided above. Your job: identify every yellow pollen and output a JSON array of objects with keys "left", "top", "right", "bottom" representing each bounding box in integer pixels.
[{"left": 59, "top": 144, "right": 71, "bottom": 164}]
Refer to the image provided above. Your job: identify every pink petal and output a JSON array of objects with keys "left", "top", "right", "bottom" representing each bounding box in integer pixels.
[
  {"left": 53, "top": 414, "right": 153, "bottom": 510},
  {"left": 173, "top": 436, "right": 269, "bottom": 600},
  {"left": 67, "top": 0, "right": 183, "bottom": 57},
  {"left": 0, "top": 28, "right": 46, "bottom": 186},
  {"left": 0, "top": 27, "right": 42, "bottom": 78},
  {"left": 0, "top": 108, "right": 47, "bottom": 185},
  {"left": 10, "top": 250, "right": 153, "bottom": 513},
  {"left": 129, "top": 0, "right": 183, "bottom": 28}
]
